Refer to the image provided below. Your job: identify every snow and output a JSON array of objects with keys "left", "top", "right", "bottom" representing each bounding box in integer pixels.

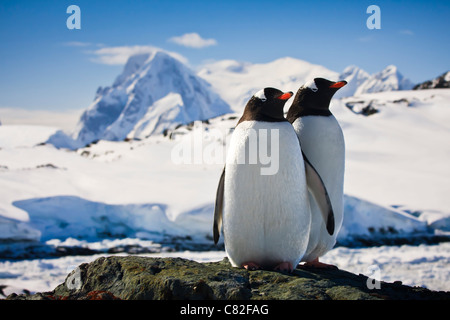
[
  {"left": 321, "top": 242, "right": 450, "bottom": 291},
  {"left": 129, "top": 92, "right": 186, "bottom": 138},
  {"left": 445, "top": 71, "right": 450, "bottom": 82},
  {"left": 48, "top": 51, "right": 231, "bottom": 149},
  {"left": 334, "top": 65, "right": 370, "bottom": 98},
  {"left": 336, "top": 89, "right": 450, "bottom": 213},
  {"left": 197, "top": 57, "right": 339, "bottom": 113},
  {"left": 354, "top": 65, "right": 414, "bottom": 96},
  {"left": 339, "top": 195, "right": 427, "bottom": 242},
  {"left": 0, "top": 125, "right": 58, "bottom": 149}
]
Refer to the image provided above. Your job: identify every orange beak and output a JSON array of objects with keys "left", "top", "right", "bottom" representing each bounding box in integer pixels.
[
  {"left": 329, "top": 81, "right": 347, "bottom": 89},
  {"left": 277, "top": 91, "right": 293, "bottom": 100}
]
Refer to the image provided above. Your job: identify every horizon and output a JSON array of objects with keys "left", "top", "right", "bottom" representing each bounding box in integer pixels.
[{"left": 0, "top": 0, "right": 449, "bottom": 113}]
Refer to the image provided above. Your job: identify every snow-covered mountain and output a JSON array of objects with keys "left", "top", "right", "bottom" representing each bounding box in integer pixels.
[
  {"left": 197, "top": 57, "right": 339, "bottom": 112},
  {"left": 198, "top": 59, "right": 416, "bottom": 103},
  {"left": 48, "top": 51, "right": 231, "bottom": 149},
  {"left": 414, "top": 71, "right": 450, "bottom": 90},
  {"left": 334, "top": 65, "right": 370, "bottom": 98},
  {"left": 45, "top": 53, "right": 419, "bottom": 150},
  {"left": 354, "top": 65, "right": 414, "bottom": 96}
]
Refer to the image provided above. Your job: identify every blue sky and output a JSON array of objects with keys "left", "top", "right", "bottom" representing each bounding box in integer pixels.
[{"left": 0, "top": 0, "right": 449, "bottom": 111}]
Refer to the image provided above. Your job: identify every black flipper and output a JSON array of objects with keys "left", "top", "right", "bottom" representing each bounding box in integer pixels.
[
  {"left": 302, "top": 153, "right": 335, "bottom": 235},
  {"left": 213, "top": 168, "right": 225, "bottom": 244}
]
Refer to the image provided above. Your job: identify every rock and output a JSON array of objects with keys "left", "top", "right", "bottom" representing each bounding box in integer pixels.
[
  {"left": 6, "top": 256, "right": 450, "bottom": 300},
  {"left": 413, "top": 71, "right": 450, "bottom": 90}
]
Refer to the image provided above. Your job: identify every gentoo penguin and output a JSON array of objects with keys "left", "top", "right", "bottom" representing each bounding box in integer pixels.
[
  {"left": 213, "top": 87, "right": 334, "bottom": 272},
  {"left": 286, "top": 78, "right": 347, "bottom": 268}
]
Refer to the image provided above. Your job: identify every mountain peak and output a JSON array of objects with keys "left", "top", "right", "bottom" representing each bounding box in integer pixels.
[
  {"left": 384, "top": 64, "right": 398, "bottom": 72},
  {"left": 48, "top": 52, "right": 231, "bottom": 149},
  {"left": 198, "top": 56, "right": 339, "bottom": 110},
  {"left": 113, "top": 53, "right": 152, "bottom": 87},
  {"left": 334, "top": 65, "right": 370, "bottom": 98},
  {"left": 354, "top": 65, "right": 414, "bottom": 96}
]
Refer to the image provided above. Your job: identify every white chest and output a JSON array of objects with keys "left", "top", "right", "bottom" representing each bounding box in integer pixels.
[{"left": 223, "top": 120, "right": 311, "bottom": 268}]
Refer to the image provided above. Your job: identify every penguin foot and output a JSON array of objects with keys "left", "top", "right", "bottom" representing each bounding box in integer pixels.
[
  {"left": 242, "top": 262, "right": 261, "bottom": 271},
  {"left": 300, "top": 258, "right": 338, "bottom": 270},
  {"left": 273, "top": 262, "right": 293, "bottom": 273}
]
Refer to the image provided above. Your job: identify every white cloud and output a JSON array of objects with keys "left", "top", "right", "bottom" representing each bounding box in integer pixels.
[
  {"left": 89, "top": 45, "right": 188, "bottom": 65},
  {"left": 399, "top": 29, "right": 414, "bottom": 36},
  {"left": 63, "top": 41, "right": 92, "bottom": 47},
  {"left": 357, "top": 35, "right": 373, "bottom": 43},
  {"left": 168, "top": 33, "right": 217, "bottom": 48}
]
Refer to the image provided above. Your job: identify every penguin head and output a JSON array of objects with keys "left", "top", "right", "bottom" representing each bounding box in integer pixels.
[
  {"left": 287, "top": 78, "right": 347, "bottom": 122},
  {"left": 238, "top": 87, "right": 293, "bottom": 124}
]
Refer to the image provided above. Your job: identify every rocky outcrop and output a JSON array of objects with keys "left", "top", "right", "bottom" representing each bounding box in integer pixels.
[
  {"left": 6, "top": 256, "right": 449, "bottom": 300},
  {"left": 413, "top": 71, "right": 450, "bottom": 90}
]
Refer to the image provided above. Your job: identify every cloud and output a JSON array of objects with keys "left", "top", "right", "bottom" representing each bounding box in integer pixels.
[
  {"left": 63, "top": 41, "right": 92, "bottom": 47},
  {"left": 89, "top": 45, "right": 188, "bottom": 65},
  {"left": 357, "top": 36, "right": 373, "bottom": 43},
  {"left": 399, "top": 29, "right": 414, "bottom": 36},
  {"left": 168, "top": 33, "right": 217, "bottom": 48}
]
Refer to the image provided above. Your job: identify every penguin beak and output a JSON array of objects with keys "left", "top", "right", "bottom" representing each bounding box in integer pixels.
[
  {"left": 329, "top": 81, "right": 347, "bottom": 89},
  {"left": 277, "top": 91, "right": 293, "bottom": 100}
]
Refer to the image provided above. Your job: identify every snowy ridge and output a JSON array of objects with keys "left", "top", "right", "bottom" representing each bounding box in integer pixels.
[
  {"left": 197, "top": 57, "right": 339, "bottom": 112},
  {"left": 354, "top": 65, "right": 414, "bottom": 96},
  {"left": 334, "top": 65, "right": 370, "bottom": 98},
  {"left": 335, "top": 65, "right": 415, "bottom": 98},
  {"left": 199, "top": 60, "right": 416, "bottom": 103}
]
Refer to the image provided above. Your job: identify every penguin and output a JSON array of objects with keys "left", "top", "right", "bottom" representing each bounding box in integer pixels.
[
  {"left": 286, "top": 77, "right": 347, "bottom": 268},
  {"left": 213, "top": 87, "right": 334, "bottom": 272}
]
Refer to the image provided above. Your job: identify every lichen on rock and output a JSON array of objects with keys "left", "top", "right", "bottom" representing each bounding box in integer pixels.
[{"left": 6, "top": 256, "right": 450, "bottom": 300}]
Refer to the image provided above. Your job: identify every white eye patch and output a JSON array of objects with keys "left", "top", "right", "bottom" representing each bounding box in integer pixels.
[
  {"left": 254, "top": 89, "right": 267, "bottom": 101},
  {"left": 303, "top": 79, "right": 318, "bottom": 92}
]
